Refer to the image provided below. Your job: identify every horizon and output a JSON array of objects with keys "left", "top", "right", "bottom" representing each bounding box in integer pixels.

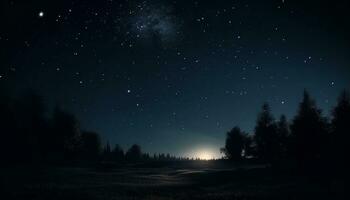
[{"left": 2, "top": 88, "right": 347, "bottom": 160}]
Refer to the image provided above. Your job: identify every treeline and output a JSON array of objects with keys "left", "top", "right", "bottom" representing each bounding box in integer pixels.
[
  {"left": 221, "top": 90, "right": 348, "bottom": 174},
  {"left": 1, "top": 89, "right": 348, "bottom": 171},
  {"left": 101, "top": 143, "right": 190, "bottom": 162},
  {"left": 0, "top": 91, "right": 190, "bottom": 165}
]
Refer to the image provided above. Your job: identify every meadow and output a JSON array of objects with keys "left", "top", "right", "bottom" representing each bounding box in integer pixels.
[{"left": 1, "top": 160, "right": 341, "bottom": 200}]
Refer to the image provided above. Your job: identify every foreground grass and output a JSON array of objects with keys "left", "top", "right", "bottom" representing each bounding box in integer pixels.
[{"left": 0, "top": 161, "right": 344, "bottom": 200}]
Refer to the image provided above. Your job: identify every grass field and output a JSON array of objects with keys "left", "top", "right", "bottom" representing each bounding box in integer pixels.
[{"left": 0, "top": 161, "right": 343, "bottom": 200}]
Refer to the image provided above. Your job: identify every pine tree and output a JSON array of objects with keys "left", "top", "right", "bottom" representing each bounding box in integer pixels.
[
  {"left": 276, "top": 115, "right": 289, "bottom": 159},
  {"left": 331, "top": 90, "right": 350, "bottom": 175},
  {"left": 290, "top": 90, "right": 328, "bottom": 170},
  {"left": 254, "top": 103, "right": 279, "bottom": 163}
]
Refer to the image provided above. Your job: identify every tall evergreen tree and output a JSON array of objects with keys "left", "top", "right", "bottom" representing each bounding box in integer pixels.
[
  {"left": 276, "top": 115, "right": 289, "bottom": 159},
  {"left": 254, "top": 103, "right": 279, "bottom": 163},
  {"left": 331, "top": 90, "right": 350, "bottom": 175},
  {"left": 290, "top": 90, "right": 329, "bottom": 170}
]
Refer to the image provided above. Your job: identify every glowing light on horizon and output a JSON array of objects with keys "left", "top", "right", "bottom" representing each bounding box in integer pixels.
[
  {"left": 197, "top": 150, "right": 214, "bottom": 160},
  {"left": 190, "top": 147, "right": 221, "bottom": 160}
]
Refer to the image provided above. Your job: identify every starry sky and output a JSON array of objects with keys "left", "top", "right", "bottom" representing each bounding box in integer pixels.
[{"left": 1, "top": 0, "right": 349, "bottom": 158}]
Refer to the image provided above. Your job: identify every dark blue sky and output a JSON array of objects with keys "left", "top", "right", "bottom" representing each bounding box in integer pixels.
[{"left": 1, "top": 0, "right": 349, "bottom": 158}]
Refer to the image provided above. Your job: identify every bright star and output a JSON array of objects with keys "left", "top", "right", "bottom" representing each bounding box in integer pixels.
[{"left": 38, "top": 11, "right": 44, "bottom": 18}]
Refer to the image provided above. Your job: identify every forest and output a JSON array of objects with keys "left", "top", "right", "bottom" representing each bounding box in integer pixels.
[
  {"left": 0, "top": 89, "right": 347, "bottom": 199},
  {"left": 0, "top": 90, "right": 348, "bottom": 169}
]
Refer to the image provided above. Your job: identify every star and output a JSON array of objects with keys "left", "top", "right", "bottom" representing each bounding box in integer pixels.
[{"left": 38, "top": 11, "right": 44, "bottom": 18}]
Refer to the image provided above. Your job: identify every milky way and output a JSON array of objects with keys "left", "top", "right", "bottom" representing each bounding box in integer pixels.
[{"left": 130, "top": 2, "right": 180, "bottom": 44}]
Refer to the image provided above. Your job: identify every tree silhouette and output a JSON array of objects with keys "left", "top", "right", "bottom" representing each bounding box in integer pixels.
[
  {"left": 112, "top": 144, "right": 124, "bottom": 161},
  {"left": 50, "top": 106, "right": 81, "bottom": 162},
  {"left": 331, "top": 90, "right": 350, "bottom": 176},
  {"left": 290, "top": 90, "right": 329, "bottom": 170},
  {"left": 103, "top": 141, "right": 112, "bottom": 161},
  {"left": 254, "top": 103, "right": 279, "bottom": 163},
  {"left": 221, "top": 126, "right": 245, "bottom": 160},
  {"left": 80, "top": 131, "right": 101, "bottom": 161},
  {"left": 1, "top": 88, "right": 348, "bottom": 172},
  {"left": 142, "top": 153, "right": 151, "bottom": 160},
  {"left": 125, "top": 144, "right": 142, "bottom": 161},
  {"left": 276, "top": 115, "right": 290, "bottom": 159}
]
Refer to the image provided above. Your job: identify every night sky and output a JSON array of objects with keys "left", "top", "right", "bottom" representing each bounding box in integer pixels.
[{"left": 1, "top": 0, "right": 349, "bottom": 158}]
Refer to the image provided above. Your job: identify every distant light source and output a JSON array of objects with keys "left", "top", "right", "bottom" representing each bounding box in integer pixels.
[
  {"left": 186, "top": 146, "right": 221, "bottom": 160},
  {"left": 196, "top": 150, "right": 216, "bottom": 160},
  {"left": 38, "top": 11, "right": 44, "bottom": 18}
]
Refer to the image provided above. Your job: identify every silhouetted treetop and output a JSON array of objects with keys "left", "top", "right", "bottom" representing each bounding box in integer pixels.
[
  {"left": 112, "top": 144, "right": 124, "bottom": 161},
  {"left": 126, "top": 144, "right": 142, "bottom": 161},
  {"left": 332, "top": 90, "right": 350, "bottom": 127},
  {"left": 221, "top": 126, "right": 245, "bottom": 160},
  {"left": 254, "top": 103, "right": 279, "bottom": 162},
  {"left": 291, "top": 90, "right": 329, "bottom": 170},
  {"left": 80, "top": 131, "right": 101, "bottom": 161},
  {"left": 331, "top": 90, "right": 350, "bottom": 175}
]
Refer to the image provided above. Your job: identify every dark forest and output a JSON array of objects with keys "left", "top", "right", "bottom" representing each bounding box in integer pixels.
[{"left": 0, "top": 89, "right": 348, "bottom": 199}]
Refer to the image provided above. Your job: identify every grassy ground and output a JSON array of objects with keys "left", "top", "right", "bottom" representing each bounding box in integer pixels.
[{"left": 0, "top": 161, "right": 344, "bottom": 200}]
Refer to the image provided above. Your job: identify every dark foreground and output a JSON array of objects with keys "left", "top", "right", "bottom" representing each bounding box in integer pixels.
[{"left": 0, "top": 161, "right": 344, "bottom": 200}]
